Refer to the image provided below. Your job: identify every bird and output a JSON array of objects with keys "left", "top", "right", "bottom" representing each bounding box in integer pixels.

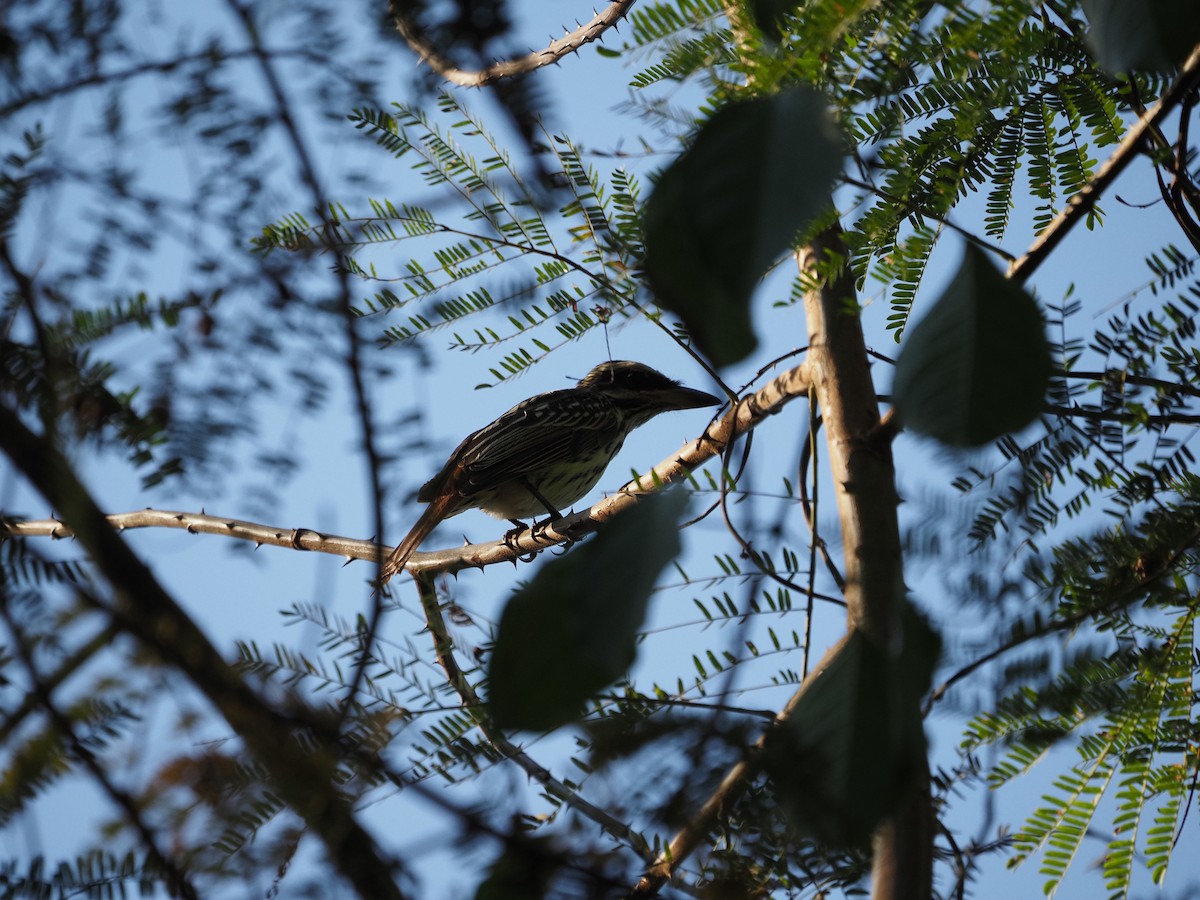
[{"left": 379, "top": 360, "right": 721, "bottom": 583}]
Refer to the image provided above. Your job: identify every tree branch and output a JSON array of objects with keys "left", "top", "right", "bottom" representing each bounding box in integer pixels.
[
  {"left": 0, "top": 605, "right": 198, "bottom": 900},
  {"left": 412, "top": 573, "right": 652, "bottom": 858},
  {"left": 629, "top": 633, "right": 853, "bottom": 896},
  {"left": 630, "top": 229, "right": 930, "bottom": 898},
  {"left": 3, "top": 362, "right": 813, "bottom": 576},
  {"left": 0, "top": 404, "right": 408, "bottom": 900},
  {"left": 799, "top": 228, "right": 930, "bottom": 900},
  {"left": 390, "top": 1, "right": 638, "bottom": 87},
  {"left": 1007, "top": 42, "right": 1200, "bottom": 285}
]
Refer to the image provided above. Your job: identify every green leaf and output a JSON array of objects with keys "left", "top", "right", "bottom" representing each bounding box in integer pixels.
[
  {"left": 748, "top": 0, "right": 798, "bottom": 41},
  {"left": 892, "top": 245, "right": 1050, "bottom": 447},
  {"left": 762, "top": 602, "right": 940, "bottom": 848},
  {"left": 643, "top": 89, "right": 843, "bottom": 367},
  {"left": 474, "top": 839, "right": 557, "bottom": 900},
  {"left": 1081, "top": 0, "right": 1200, "bottom": 73},
  {"left": 488, "top": 490, "right": 688, "bottom": 731}
]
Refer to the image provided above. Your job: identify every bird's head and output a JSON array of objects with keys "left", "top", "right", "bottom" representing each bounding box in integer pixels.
[{"left": 577, "top": 360, "right": 722, "bottom": 421}]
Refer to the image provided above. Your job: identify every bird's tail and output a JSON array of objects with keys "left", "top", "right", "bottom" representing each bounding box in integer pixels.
[{"left": 379, "top": 491, "right": 458, "bottom": 584}]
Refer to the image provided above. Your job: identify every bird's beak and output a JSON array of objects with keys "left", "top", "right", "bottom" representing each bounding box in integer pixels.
[{"left": 656, "top": 384, "right": 723, "bottom": 411}]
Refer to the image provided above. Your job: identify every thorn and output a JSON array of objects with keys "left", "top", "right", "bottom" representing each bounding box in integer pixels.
[
  {"left": 225, "top": 521, "right": 237, "bottom": 529},
  {"left": 255, "top": 542, "right": 263, "bottom": 550},
  {"left": 186, "top": 524, "right": 197, "bottom": 534},
  {"left": 342, "top": 557, "right": 354, "bottom": 567}
]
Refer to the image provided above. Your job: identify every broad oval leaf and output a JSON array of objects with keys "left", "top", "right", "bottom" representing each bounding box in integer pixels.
[
  {"left": 487, "top": 490, "right": 688, "bottom": 731},
  {"left": 1081, "top": 0, "right": 1200, "bottom": 73},
  {"left": 762, "top": 602, "right": 940, "bottom": 848},
  {"left": 643, "top": 88, "right": 843, "bottom": 368},
  {"left": 892, "top": 245, "right": 1050, "bottom": 447}
]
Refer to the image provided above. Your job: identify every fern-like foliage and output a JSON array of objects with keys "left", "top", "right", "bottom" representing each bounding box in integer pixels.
[
  {"left": 0, "top": 851, "right": 163, "bottom": 898},
  {"left": 254, "top": 92, "right": 670, "bottom": 387},
  {"left": 601, "top": 0, "right": 1200, "bottom": 893},
  {"left": 613, "top": 0, "right": 1130, "bottom": 339},
  {"left": 237, "top": 1, "right": 1200, "bottom": 893}
]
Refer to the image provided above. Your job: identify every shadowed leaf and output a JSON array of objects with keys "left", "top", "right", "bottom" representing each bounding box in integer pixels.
[
  {"left": 488, "top": 490, "right": 688, "bottom": 731},
  {"left": 893, "top": 245, "right": 1050, "bottom": 447},
  {"left": 643, "top": 89, "right": 842, "bottom": 367}
]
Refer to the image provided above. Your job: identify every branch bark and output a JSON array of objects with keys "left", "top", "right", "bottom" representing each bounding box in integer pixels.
[
  {"left": 412, "top": 573, "right": 652, "bottom": 858},
  {"left": 799, "top": 226, "right": 930, "bottom": 900},
  {"left": 630, "top": 229, "right": 930, "bottom": 898},
  {"left": 1007, "top": 41, "right": 1200, "bottom": 285}
]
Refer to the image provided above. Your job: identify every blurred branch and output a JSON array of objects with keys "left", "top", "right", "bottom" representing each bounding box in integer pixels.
[
  {"left": 0, "top": 404, "right": 408, "bottom": 900},
  {"left": 412, "top": 572, "right": 651, "bottom": 857},
  {"left": 631, "top": 632, "right": 852, "bottom": 896},
  {"left": 1044, "top": 403, "right": 1200, "bottom": 425},
  {"left": 0, "top": 604, "right": 199, "bottom": 900},
  {"left": 225, "top": 0, "right": 387, "bottom": 728},
  {"left": 0, "top": 622, "right": 120, "bottom": 747},
  {"left": 391, "top": 0, "right": 638, "bottom": 87}
]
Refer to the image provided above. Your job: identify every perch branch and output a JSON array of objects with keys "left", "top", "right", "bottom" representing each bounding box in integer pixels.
[{"left": 3, "top": 363, "right": 812, "bottom": 576}]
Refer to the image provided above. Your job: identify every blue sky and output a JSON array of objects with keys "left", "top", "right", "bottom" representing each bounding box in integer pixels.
[{"left": 4, "top": 2, "right": 1199, "bottom": 897}]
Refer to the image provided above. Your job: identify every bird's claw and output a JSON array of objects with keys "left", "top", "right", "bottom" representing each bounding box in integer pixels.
[
  {"left": 552, "top": 534, "right": 579, "bottom": 555},
  {"left": 502, "top": 524, "right": 527, "bottom": 550}
]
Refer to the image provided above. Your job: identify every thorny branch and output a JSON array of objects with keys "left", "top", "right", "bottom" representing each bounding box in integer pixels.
[
  {"left": 391, "top": 1, "right": 639, "bottom": 87},
  {"left": 412, "top": 573, "right": 653, "bottom": 858},
  {"left": 3, "top": 363, "right": 813, "bottom": 576}
]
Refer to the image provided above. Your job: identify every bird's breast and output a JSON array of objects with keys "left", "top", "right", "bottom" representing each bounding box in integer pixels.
[{"left": 473, "top": 451, "right": 621, "bottom": 519}]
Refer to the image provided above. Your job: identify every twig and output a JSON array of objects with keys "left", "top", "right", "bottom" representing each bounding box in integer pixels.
[
  {"left": 413, "top": 573, "right": 651, "bottom": 857},
  {"left": 226, "top": 0, "right": 387, "bottom": 727},
  {"left": 0, "top": 404, "right": 408, "bottom": 900},
  {"left": 629, "top": 634, "right": 851, "bottom": 896},
  {"left": 0, "top": 605, "right": 199, "bottom": 900},
  {"left": 5, "top": 363, "right": 815, "bottom": 576}
]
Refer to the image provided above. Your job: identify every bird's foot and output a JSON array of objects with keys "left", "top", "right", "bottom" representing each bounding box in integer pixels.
[
  {"left": 501, "top": 525, "right": 540, "bottom": 563},
  {"left": 502, "top": 514, "right": 567, "bottom": 558},
  {"left": 503, "top": 519, "right": 530, "bottom": 550},
  {"left": 530, "top": 514, "right": 563, "bottom": 544}
]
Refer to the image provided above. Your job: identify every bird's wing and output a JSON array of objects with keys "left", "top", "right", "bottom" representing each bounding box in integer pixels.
[
  {"left": 459, "top": 390, "right": 620, "bottom": 480},
  {"left": 415, "top": 390, "right": 621, "bottom": 504}
]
